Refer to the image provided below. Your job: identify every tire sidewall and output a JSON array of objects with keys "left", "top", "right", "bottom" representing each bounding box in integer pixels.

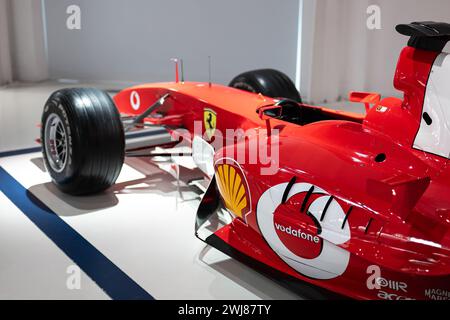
[
  {"left": 229, "top": 69, "right": 302, "bottom": 103},
  {"left": 41, "top": 88, "right": 125, "bottom": 195},
  {"left": 41, "top": 95, "right": 78, "bottom": 187},
  {"left": 231, "top": 76, "right": 259, "bottom": 93}
]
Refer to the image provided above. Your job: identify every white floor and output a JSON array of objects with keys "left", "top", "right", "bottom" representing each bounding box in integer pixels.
[
  {"left": 0, "top": 82, "right": 314, "bottom": 299},
  {"left": 0, "top": 151, "right": 303, "bottom": 299}
]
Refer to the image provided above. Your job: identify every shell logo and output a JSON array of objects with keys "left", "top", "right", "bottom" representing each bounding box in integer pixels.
[{"left": 215, "top": 159, "right": 251, "bottom": 222}]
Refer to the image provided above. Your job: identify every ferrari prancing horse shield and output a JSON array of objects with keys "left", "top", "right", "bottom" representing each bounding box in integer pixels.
[{"left": 204, "top": 108, "right": 217, "bottom": 139}]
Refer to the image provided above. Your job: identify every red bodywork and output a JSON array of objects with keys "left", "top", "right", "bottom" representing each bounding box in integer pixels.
[{"left": 113, "top": 46, "right": 450, "bottom": 300}]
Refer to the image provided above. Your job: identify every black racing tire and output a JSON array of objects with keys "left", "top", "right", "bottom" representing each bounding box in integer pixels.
[
  {"left": 41, "top": 88, "right": 125, "bottom": 195},
  {"left": 229, "top": 69, "right": 302, "bottom": 103}
]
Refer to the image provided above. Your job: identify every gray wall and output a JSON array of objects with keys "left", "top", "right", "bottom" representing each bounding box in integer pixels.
[
  {"left": 44, "top": 0, "right": 300, "bottom": 85},
  {"left": 10, "top": 0, "right": 48, "bottom": 82},
  {"left": 0, "top": 0, "right": 48, "bottom": 85},
  {"left": 0, "top": 0, "right": 12, "bottom": 85}
]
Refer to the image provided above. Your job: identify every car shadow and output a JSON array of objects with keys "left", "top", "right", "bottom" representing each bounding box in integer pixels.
[
  {"left": 27, "top": 182, "right": 121, "bottom": 216},
  {"left": 27, "top": 156, "right": 204, "bottom": 217},
  {"left": 197, "top": 245, "right": 302, "bottom": 300},
  {"left": 197, "top": 245, "right": 347, "bottom": 300}
]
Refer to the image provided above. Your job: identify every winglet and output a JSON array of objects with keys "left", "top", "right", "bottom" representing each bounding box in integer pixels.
[
  {"left": 367, "top": 174, "right": 430, "bottom": 221},
  {"left": 396, "top": 21, "right": 450, "bottom": 52},
  {"left": 349, "top": 91, "right": 381, "bottom": 113}
]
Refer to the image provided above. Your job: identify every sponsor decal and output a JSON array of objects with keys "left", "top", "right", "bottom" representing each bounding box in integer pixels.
[
  {"left": 377, "top": 290, "right": 414, "bottom": 301},
  {"left": 257, "top": 181, "right": 351, "bottom": 280},
  {"left": 204, "top": 108, "right": 217, "bottom": 140},
  {"left": 130, "top": 91, "right": 141, "bottom": 111},
  {"left": 366, "top": 267, "right": 415, "bottom": 300},
  {"left": 376, "top": 106, "right": 388, "bottom": 113},
  {"left": 274, "top": 220, "right": 322, "bottom": 259},
  {"left": 424, "top": 288, "right": 450, "bottom": 300},
  {"left": 215, "top": 158, "right": 251, "bottom": 223},
  {"left": 274, "top": 223, "right": 320, "bottom": 244},
  {"left": 376, "top": 277, "right": 408, "bottom": 293}
]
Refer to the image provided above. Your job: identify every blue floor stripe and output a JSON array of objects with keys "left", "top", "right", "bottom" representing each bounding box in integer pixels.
[
  {"left": 0, "top": 147, "right": 42, "bottom": 158},
  {"left": 0, "top": 166, "right": 154, "bottom": 300}
]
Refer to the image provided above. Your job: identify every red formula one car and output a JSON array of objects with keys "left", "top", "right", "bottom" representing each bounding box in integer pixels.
[{"left": 41, "top": 22, "right": 450, "bottom": 300}]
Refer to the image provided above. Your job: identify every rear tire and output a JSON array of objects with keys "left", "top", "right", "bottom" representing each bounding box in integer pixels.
[
  {"left": 229, "top": 69, "right": 302, "bottom": 103},
  {"left": 41, "top": 88, "right": 125, "bottom": 195}
]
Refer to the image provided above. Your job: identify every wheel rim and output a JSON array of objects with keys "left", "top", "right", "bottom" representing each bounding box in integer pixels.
[{"left": 44, "top": 113, "right": 68, "bottom": 173}]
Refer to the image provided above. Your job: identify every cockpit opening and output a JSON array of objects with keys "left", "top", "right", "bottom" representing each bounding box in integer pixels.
[{"left": 258, "top": 99, "right": 364, "bottom": 126}]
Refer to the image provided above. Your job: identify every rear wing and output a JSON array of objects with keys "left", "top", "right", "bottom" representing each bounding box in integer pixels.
[
  {"left": 396, "top": 21, "right": 450, "bottom": 52},
  {"left": 395, "top": 22, "right": 450, "bottom": 160}
]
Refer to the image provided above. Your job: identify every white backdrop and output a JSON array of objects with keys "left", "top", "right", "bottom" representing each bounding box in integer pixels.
[
  {"left": 0, "top": 0, "right": 48, "bottom": 85},
  {"left": 44, "top": 0, "right": 301, "bottom": 86},
  {"left": 302, "top": 0, "right": 450, "bottom": 104},
  {"left": 3, "top": 0, "right": 450, "bottom": 103},
  {"left": 0, "top": 0, "right": 12, "bottom": 85}
]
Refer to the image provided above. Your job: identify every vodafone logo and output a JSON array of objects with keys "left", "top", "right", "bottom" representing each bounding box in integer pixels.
[
  {"left": 274, "top": 223, "right": 320, "bottom": 244},
  {"left": 257, "top": 182, "right": 351, "bottom": 280},
  {"left": 130, "top": 91, "right": 141, "bottom": 111},
  {"left": 273, "top": 215, "right": 322, "bottom": 260}
]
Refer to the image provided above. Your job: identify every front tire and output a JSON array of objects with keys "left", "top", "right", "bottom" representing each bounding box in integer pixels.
[{"left": 41, "top": 88, "right": 125, "bottom": 195}]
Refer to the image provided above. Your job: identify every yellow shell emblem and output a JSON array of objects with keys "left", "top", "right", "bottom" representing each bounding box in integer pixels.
[{"left": 215, "top": 162, "right": 251, "bottom": 221}]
